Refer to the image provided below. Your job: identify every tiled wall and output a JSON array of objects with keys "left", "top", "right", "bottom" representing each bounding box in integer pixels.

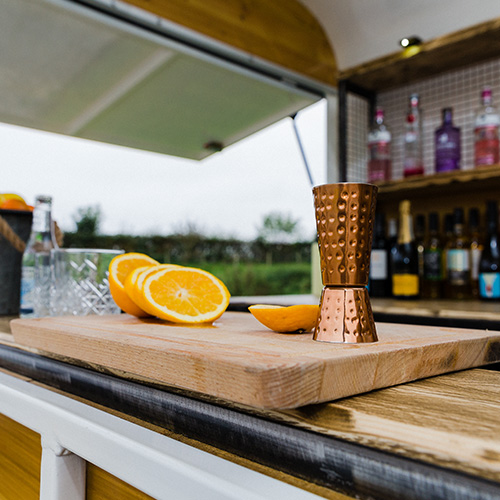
[{"left": 347, "top": 57, "right": 500, "bottom": 181}]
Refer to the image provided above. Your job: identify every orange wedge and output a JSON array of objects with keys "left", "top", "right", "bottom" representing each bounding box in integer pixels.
[
  {"left": 248, "top": 304, "right": 320, "bottom": 333},
  {"left": 141, "top": 267, "right": 230, "bottom": 323},
  {"left": 108, "top": 252, "right": 159, "bottom": 317}
]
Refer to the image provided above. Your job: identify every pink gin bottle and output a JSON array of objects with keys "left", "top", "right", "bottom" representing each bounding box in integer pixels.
[
  {"left": 404, "top": 93, "right": 425, "bottom": 177},
  {"left": 367, "top": 107, "right": 391, "bottom": 183},
  {"left": 474, "top": 86, "right": 500, "bottom": 167}
]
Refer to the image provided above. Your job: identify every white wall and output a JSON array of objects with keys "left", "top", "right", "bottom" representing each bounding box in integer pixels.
[{"left": 303, "top": 0, "right": 500, "bottom": 70}]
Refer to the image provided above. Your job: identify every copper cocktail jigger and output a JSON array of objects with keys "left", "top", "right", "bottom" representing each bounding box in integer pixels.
[{"left": 313, "top": 183, "right": 378, "bottom": 343}]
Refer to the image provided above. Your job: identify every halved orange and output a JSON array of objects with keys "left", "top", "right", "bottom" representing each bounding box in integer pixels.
[
  {"left": 108, "top": 252, "right": 159, "bottom": 317},
  {"left": 248, "top": 304, "right": 320, "bottom": 333},
  {"left": 142, "top": 267, "right": 230, "bottom": 323}
]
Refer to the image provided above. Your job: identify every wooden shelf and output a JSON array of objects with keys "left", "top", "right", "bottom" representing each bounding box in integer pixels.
[
  {"left": 371, "top": 298, "right": 500, "bottom": 323},
  {"left": 375, "top": 165, "right": 500, "bottom": 218},
  {"left": 339, "top": 17, "right": 500, "bottom": 91}
]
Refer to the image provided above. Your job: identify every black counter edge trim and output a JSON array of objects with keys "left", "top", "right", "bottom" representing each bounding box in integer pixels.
[{"left": 0, "top": 344, "right": 499, "bottom": 500}]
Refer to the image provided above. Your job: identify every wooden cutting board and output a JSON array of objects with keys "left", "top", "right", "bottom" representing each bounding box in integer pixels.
[{"left": 10, "top": 312, "right": 500, "bottom": 409}]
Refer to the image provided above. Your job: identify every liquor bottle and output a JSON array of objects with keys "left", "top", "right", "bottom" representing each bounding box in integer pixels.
[
  {"left": 367, "top": 107, "right": 391, "bottom": 183},
  {"left": 443, "top": 213, "right": 454, "bottom": 298},
  {"left": 19, "top": 195, "right": 58, "bottom": 318},
  {"left": 474, "top": 86, "right": 500, "bottom": 167},
  {"left": 435, "top": 107, "right": 461, "bottom": 172},
  {"left": 422, "top": 212, "right": 444, "bottom": 299},
  {"left": 415, "top": 214, "right": 426, "bottom": 284},
  {"left": 404, "top": 93, "right": 424, "bottom": 177},
  {"left": 387, "top": 217, "right": 398, "bottom": 296},
  {"left": 446, "top": 208, "right": 471, "bottom": 299},
  {"left": 369, "top": 212, "right": 390, "bottom": 297},
  {"left": 479, "top": 201, "right": 500, "bottom": 300},
  {"left": 469, "top": 207, "right": 482, "bottom": 299},
  {"left": 391, "top": 200, "right": 419, "bottom": 299}
]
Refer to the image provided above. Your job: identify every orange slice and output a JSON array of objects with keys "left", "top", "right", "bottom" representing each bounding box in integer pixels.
[
  {"left": 248, "top": 304, "right": 320, "bottom": 333},
  {"left": 123, "top": 265, "right": 158, "bottom": 313},
  {"left": 141, "top": 267, "right": 230, "bottom": 323},
  {"left": 128, "top": 264, "right": 182, "bottom": 314},
  {"left": 108, "top": 252, "right": 159, "bottom": 317}
]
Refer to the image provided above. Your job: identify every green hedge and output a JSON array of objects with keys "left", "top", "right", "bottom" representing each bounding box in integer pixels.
[
  {"left": 62, "top": 233, "right": 313, "bottom": 296},
  {"left": 198, "top": 262, "right": 311, "bottom": 296}
]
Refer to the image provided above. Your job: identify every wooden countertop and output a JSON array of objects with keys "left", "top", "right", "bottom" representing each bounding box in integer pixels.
[{"left": 1, "top": 315, "right": 500, "bottom": 499}]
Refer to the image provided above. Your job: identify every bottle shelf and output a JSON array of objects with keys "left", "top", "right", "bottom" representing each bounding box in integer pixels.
[
  {"left": 371, "top": 298, "right": 500, "bottom": 325},
  {"left": 376, "top": 165, "right": 500, "bottom": 219},
  {"left": 339, "top": 17, "right": 500, "bottom": 91}
]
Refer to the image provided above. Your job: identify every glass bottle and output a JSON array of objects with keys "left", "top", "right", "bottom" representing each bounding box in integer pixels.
[
  {"left": 469, "top": 207, "right": 482, "bottom": 299},
  {"left": 19, "top": 195, "right": 58, "bottom": 318},
  {"left": 369, "top": 212, "right": 390, "bottom": 297},
  {"left": 435, "top": 107, "right": 461, "bottom": 172},
  {"left": 443, "top": 213, "right": 454, "bottom": 298},
  {"left": 422, "top": 212, "right": 444, "bottom": 299},
  {"left": 387, "top": 217, "right": 398, "bottom": 297},
  {"left": 415, "top": 214, "right": 426, "bottom": 285},
  {"left": 479, "top": 201, "right": 500, "bottom": 301},
  {"left": 446, "top": 208, "right": 471, "bottom": 299},
  {"left": 404, "top": 93, "right": 424, "bottom": 177},
  {"left": 474, "top": 86, "right": 500, "bottom": 167},
  {"left": 390, "top": 200, "right": 419, "bottom": 299},
  {"left": 367, "top": 107, "right": 391, "bottom": 183}
]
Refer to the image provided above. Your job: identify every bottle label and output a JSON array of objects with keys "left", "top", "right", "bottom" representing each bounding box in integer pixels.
[
  {"left": 368, "top": 130, "right": 391, "bottom": 144},
  {"left": 370, "top": 249, "right": 388, "bottom": 280},
  {"left": 479, "top": 272, "right": 500, "bottom": 298},
  {"left": 471, "top": 248, "right": 482, "bottom": 280},
  {"left": 423, "top": 250, "right": 442, "bottom": 280},
  {"left": 475, "top": 115, "right": 500, "bottom": 128},
  {"left": 392, "top": 274, "right": 419, "bottom": 296},
  {"left": 20, "top": 266, "right": 35, "bottom": 314},
  {"left": 447, "top": 249, "right": 470, "bottom": 285}
]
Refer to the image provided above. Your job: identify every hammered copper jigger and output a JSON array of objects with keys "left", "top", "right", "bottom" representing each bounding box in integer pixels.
[{"left": 313, "top": 183, "right": 378, "bottom": 343}]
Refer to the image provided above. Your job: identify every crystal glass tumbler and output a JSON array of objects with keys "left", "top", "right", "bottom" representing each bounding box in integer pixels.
[
  {"left": 50, "top": 249, "right": 123, "bottom": 316},
  {"left": 312, "top": 183, "right": 378, "bottom": 343}
]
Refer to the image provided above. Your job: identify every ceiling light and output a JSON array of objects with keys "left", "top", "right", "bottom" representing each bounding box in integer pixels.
[{"left": 400, "top": 36, "right": 422, "bottom": 48}]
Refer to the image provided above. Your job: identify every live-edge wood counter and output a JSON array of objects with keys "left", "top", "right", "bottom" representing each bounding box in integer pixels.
[{"left": 1, "top": 317, "right": 500, "bottom": 500}]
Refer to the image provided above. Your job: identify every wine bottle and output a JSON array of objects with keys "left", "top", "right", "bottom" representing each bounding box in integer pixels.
[
  {"left": 367, "top": 107, "right": 391, "bottom": 183},
  {"left": 415, "top": 214, "right": 426, "bottom": 284},
  {"left": 479, "top": 201, "right": 500, "bottom": 301},
  {"left": 422, "top": 212, "right": 444, "bottom": 299},
  {"left": 387, "top": 217, "right": 398, "bottom": 297},
  {"left": 443, "top": 213, "right": 454, "bottom": 298},
  {"left": 435, "top": 107, "right": 461, "bottom": 172},
  {"left": 446, "top": 208, "right": 471, "bottom": 299},
  {"left": 404, "top": 94, "right": 424, "bottom": 177},
  {"left": 391, "top": 200, "right": 419, "bottom": 299},
  {"left": 469, "top": 207, "right": 482, "bottom": 299},
  {"left": 369, "top": 212, "right": 390, "bottom": 297}
]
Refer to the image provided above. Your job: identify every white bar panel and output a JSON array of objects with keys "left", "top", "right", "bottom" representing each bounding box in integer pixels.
[{"left": 0, "top": 371, "right": 321, "bottom": 500}]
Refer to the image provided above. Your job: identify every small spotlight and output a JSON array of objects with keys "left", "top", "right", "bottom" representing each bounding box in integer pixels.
[{"left": 400, "top": 36, "right": 422, "bottom": 48}]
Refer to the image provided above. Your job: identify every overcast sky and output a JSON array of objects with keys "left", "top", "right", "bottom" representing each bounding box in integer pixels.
[{"left": 3, "top": 100, "right": 326, "bottom": 241}]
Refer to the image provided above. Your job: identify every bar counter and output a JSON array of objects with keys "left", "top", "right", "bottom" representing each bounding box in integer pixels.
[{"left": 1, "top": 314, "right": 500, "bottom": 500}]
